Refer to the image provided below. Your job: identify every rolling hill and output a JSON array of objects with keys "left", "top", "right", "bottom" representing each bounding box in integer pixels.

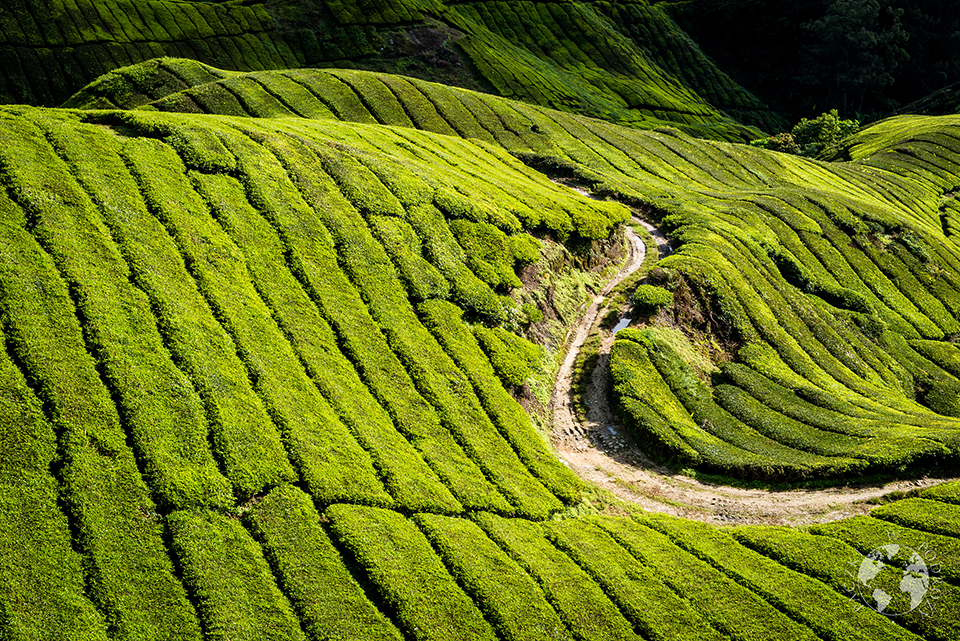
[
  {"left": 0, "top": 57, "right": 958, "bottom": 639},
  {"left": 0, "top": 0, "right": 780, "bottom": 139},
  {"left": 1, "top": 1, "right": 960, "bottom": 639}
]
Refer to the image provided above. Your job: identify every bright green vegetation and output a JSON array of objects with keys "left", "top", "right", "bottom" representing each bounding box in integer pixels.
[
  {"left": 920, "top": 479, "right": 960, "bottom": 504},
  {"left": 637, "top": 512, "right": 923, "bottom": 641},
  {"left": 0, "top": 326, "right": 109, "bottom": 640},
  {"left": 545, "top": 519, "right": 726, "bottom": 640},
  {"left": 751, "top": 109, "right": 861, "bottom": 158},
  {"left": 474, "top": 511, "right": 644, "bottom": 640},
  {"left": 0, "top": 155, "right": 202, "bottom": 639},
  {"left": 734, "top": 525, "right": 960, "bottom": 641},
  {"left": 245, "top": 486, "right": 404, "bottom": 641},
  {"left": 871, "top": 498, "right": 960, "bottom": 538},
  {"left": 0, "top": 90, "right": 622, "bottom": 636},
  {"left": 602, "top": 114, "right": 960, "bottom": 479},
  {"left": 597, "top": 517, "right": 819, "bottom": 641},
  {"left": 630, "top": 284, "right": 673, "bottom": 314},
  {"left": 167, "top": 509, "right": 306, "bottom": 641},
  {"left": 2, "top": 54, "right": 960, "bottom": 641},
  {"left": 327, "top": 504, "right": 498, "bottom": 641},
  {"left": 416, "top": 513, "right": 571, "bottom": 641}
]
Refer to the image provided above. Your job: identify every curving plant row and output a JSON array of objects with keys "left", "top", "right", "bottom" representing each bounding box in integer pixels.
[
  {"left": 0, "top": 0, "right": 778, "bottom": 142},
  {"left": 2, "top": 58, "right": 960, "bottom": 640},
  {"left": 69, "top": 61, "right": 960, "bottom": 482}
]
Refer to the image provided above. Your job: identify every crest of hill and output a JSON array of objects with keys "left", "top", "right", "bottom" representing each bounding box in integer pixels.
[
  {"left": 0, "top": 0, "right": 780, "bottom": 139},
  {"left": 892, "top": 82, "right": 960, "bottom": 120}
]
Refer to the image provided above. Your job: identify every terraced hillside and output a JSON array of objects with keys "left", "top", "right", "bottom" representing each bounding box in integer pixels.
[
  {"left": 2, "top": 59, "right": 960, "bottom": 640},
  {"left": 68, "top": 59, "right": 960, "bottom": 480},
  {"left": 0, "top": 0, "right": 778, "bottom": 139}
]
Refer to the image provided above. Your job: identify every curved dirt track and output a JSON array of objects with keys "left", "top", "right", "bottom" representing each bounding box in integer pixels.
[{"left": 548, "top": 216, "right": 953, "bottom": 526}]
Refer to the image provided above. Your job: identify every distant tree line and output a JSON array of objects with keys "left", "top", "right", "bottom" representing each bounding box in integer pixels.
[{"left": 668, "top": 0, "right": 960, "bottom": 123}]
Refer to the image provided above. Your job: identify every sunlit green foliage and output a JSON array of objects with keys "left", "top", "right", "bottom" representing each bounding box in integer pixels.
[
  {"left": 327, "top": 504, "right": 498, "bottom": 641},
  {"left": 0, "top": 193, "right": 202, "bottom": 639},
  {"left": 0, "top": 326, "right": 110, "bottom": 640},
  {"left": 473, "top": 512, "right": 641, "bottom": 640},
  {"left": 630, "top": 284, "right": 672, "bottom": 314},
  {"left": 245, "top": 485, "right": 404, "bottom": 640},
  {"left": 597, "top": 518, "right": 819, "bottom": 641},
  {"left": 474, "top": 325, "right": 543, "bottom": 389},
  {"left": 638, "top": 512, "right": 922, "bottom": 641},
  {"left": 752, "top": 110, "right": 861, "bottom": 157},
  {"left": 546, "top": 519, "right": 725, "bottom": 640},
  {"left": 734, "top": 525, "right": 959, "bottom": 641},
  {"left": 167, "top": 509, "right": 306, "bottom": 641},
  {"left": 2, "top": 53, "right": 960, "bottom": 641},
  {"left": 416, "top": 513, "right": 571, "bottom": 641}
]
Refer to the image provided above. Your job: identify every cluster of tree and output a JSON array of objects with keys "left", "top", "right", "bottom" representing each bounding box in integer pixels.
[
  {"left": 750, "top": 110, "right": 860, "bottom": 157},
  {"left": 669, "top": 0, "right": 960, "bottom": 123}
]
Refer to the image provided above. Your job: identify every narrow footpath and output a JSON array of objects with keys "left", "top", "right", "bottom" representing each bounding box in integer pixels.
[{"left": 548, "top": 196, "right": 951, "bottom": 525}]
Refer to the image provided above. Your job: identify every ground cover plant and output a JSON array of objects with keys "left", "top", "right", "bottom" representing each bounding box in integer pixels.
[{"left": 0, "top": 56, "right": 959, "bottom": 641}]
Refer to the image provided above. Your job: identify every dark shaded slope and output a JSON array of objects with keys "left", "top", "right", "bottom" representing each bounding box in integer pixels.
[{"left": 0, "top": 0, "right": 776, "bottom": 139}]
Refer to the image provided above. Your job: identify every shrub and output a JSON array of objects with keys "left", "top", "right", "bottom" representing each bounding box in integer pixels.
[
  {"left": 631, "top": 284, "right": 673, "bottom": 314},
  {"left": 546, "top": 520, "right": 724, "bottom": 641},
  {"left": 416, "top": 513, "right": 572, "bottom": 641},
  {"left": 522, "top": 302, "right": 544, "bottom": 325},
  {"left": 191, "top": 170, "right": 461, "bottom": 514},
  {"left": 598, "top": 518, "right": 814, "bottom": 641},
  {"left": 327, "top": 504, "right": 497, "bottom": 641},
  {"left": 245, "top": 486, "right": 403, "bottom": 640},
  {"left": 473, "top": 512, "right": 639, "bottom": 641},
  {"left": 791, "top": 109, "right": 860, "bottom": 157},
  {"left": 749, "top": 111, "right": 859, "bottom": 157},
  {"left": 640, "top": 513, "right": 921, "bottom": 641},
  {"left": 749, "top": 132, "right": 800, "bottom": 154},
  {"left": 474, "top": 326, "right": 543, "bottom": 388},
  {"left": 167, "top": 509, "right": 306, "bottom": 641}
]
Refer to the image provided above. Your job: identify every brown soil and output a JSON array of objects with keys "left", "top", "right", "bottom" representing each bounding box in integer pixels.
[{"left": 549, "top": 212, "right": 955, "bottom": 526}]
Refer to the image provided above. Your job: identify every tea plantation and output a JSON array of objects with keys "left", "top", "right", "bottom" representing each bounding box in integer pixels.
[
  {"left": 0, "top": 0, "right": 777, "bottom": 139},
  {"left": 1, "top": 0, "right": 960, "bottom": 637},
  {"left": 0, "top": 57, "right": 955, "bottom": 639}
]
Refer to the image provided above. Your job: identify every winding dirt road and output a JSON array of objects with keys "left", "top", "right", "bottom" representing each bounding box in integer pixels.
[{"left": 548, "top": 215, "right": 952, "bottom": 526}]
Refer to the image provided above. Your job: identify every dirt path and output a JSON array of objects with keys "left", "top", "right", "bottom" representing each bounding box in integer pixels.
[
  {"left": 553, "top": 221, "right": 645, "bottom": 442},
  {"left": 548, "top": 210, "right": 953, "bottom": 526}
]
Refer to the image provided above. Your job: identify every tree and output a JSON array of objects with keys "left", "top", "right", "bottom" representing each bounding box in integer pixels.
[
  {"left": 798, "top": 0, "right": 909, "bottom": 116},
  {"left": 791, "top": 109, "right": 860, "bottom": 155},
  {"left": 749, "top": 110, "right": 859, "bottom": 157}
]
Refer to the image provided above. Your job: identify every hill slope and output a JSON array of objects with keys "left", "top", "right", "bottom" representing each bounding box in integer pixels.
[
  {"left": 0, "top": 0, "right": 779, "bottom": 139},
  {"left": 69, "top": 59, "right": 960, "bottom": 479},
  {"left": 0, "top": 60, "right": 959, "bottom": 639}
]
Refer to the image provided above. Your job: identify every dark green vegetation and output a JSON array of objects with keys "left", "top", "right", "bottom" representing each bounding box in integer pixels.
[
  {"left": 1, "top": 16, "right": 960, "bottom": 638},
  {"left": 673, "top": 0, "right": 960, "bottom": 121}
]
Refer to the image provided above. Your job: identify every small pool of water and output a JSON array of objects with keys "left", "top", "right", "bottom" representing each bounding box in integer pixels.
[{"left": 612, "top": 317, "right": 632, "bottom": 333}]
